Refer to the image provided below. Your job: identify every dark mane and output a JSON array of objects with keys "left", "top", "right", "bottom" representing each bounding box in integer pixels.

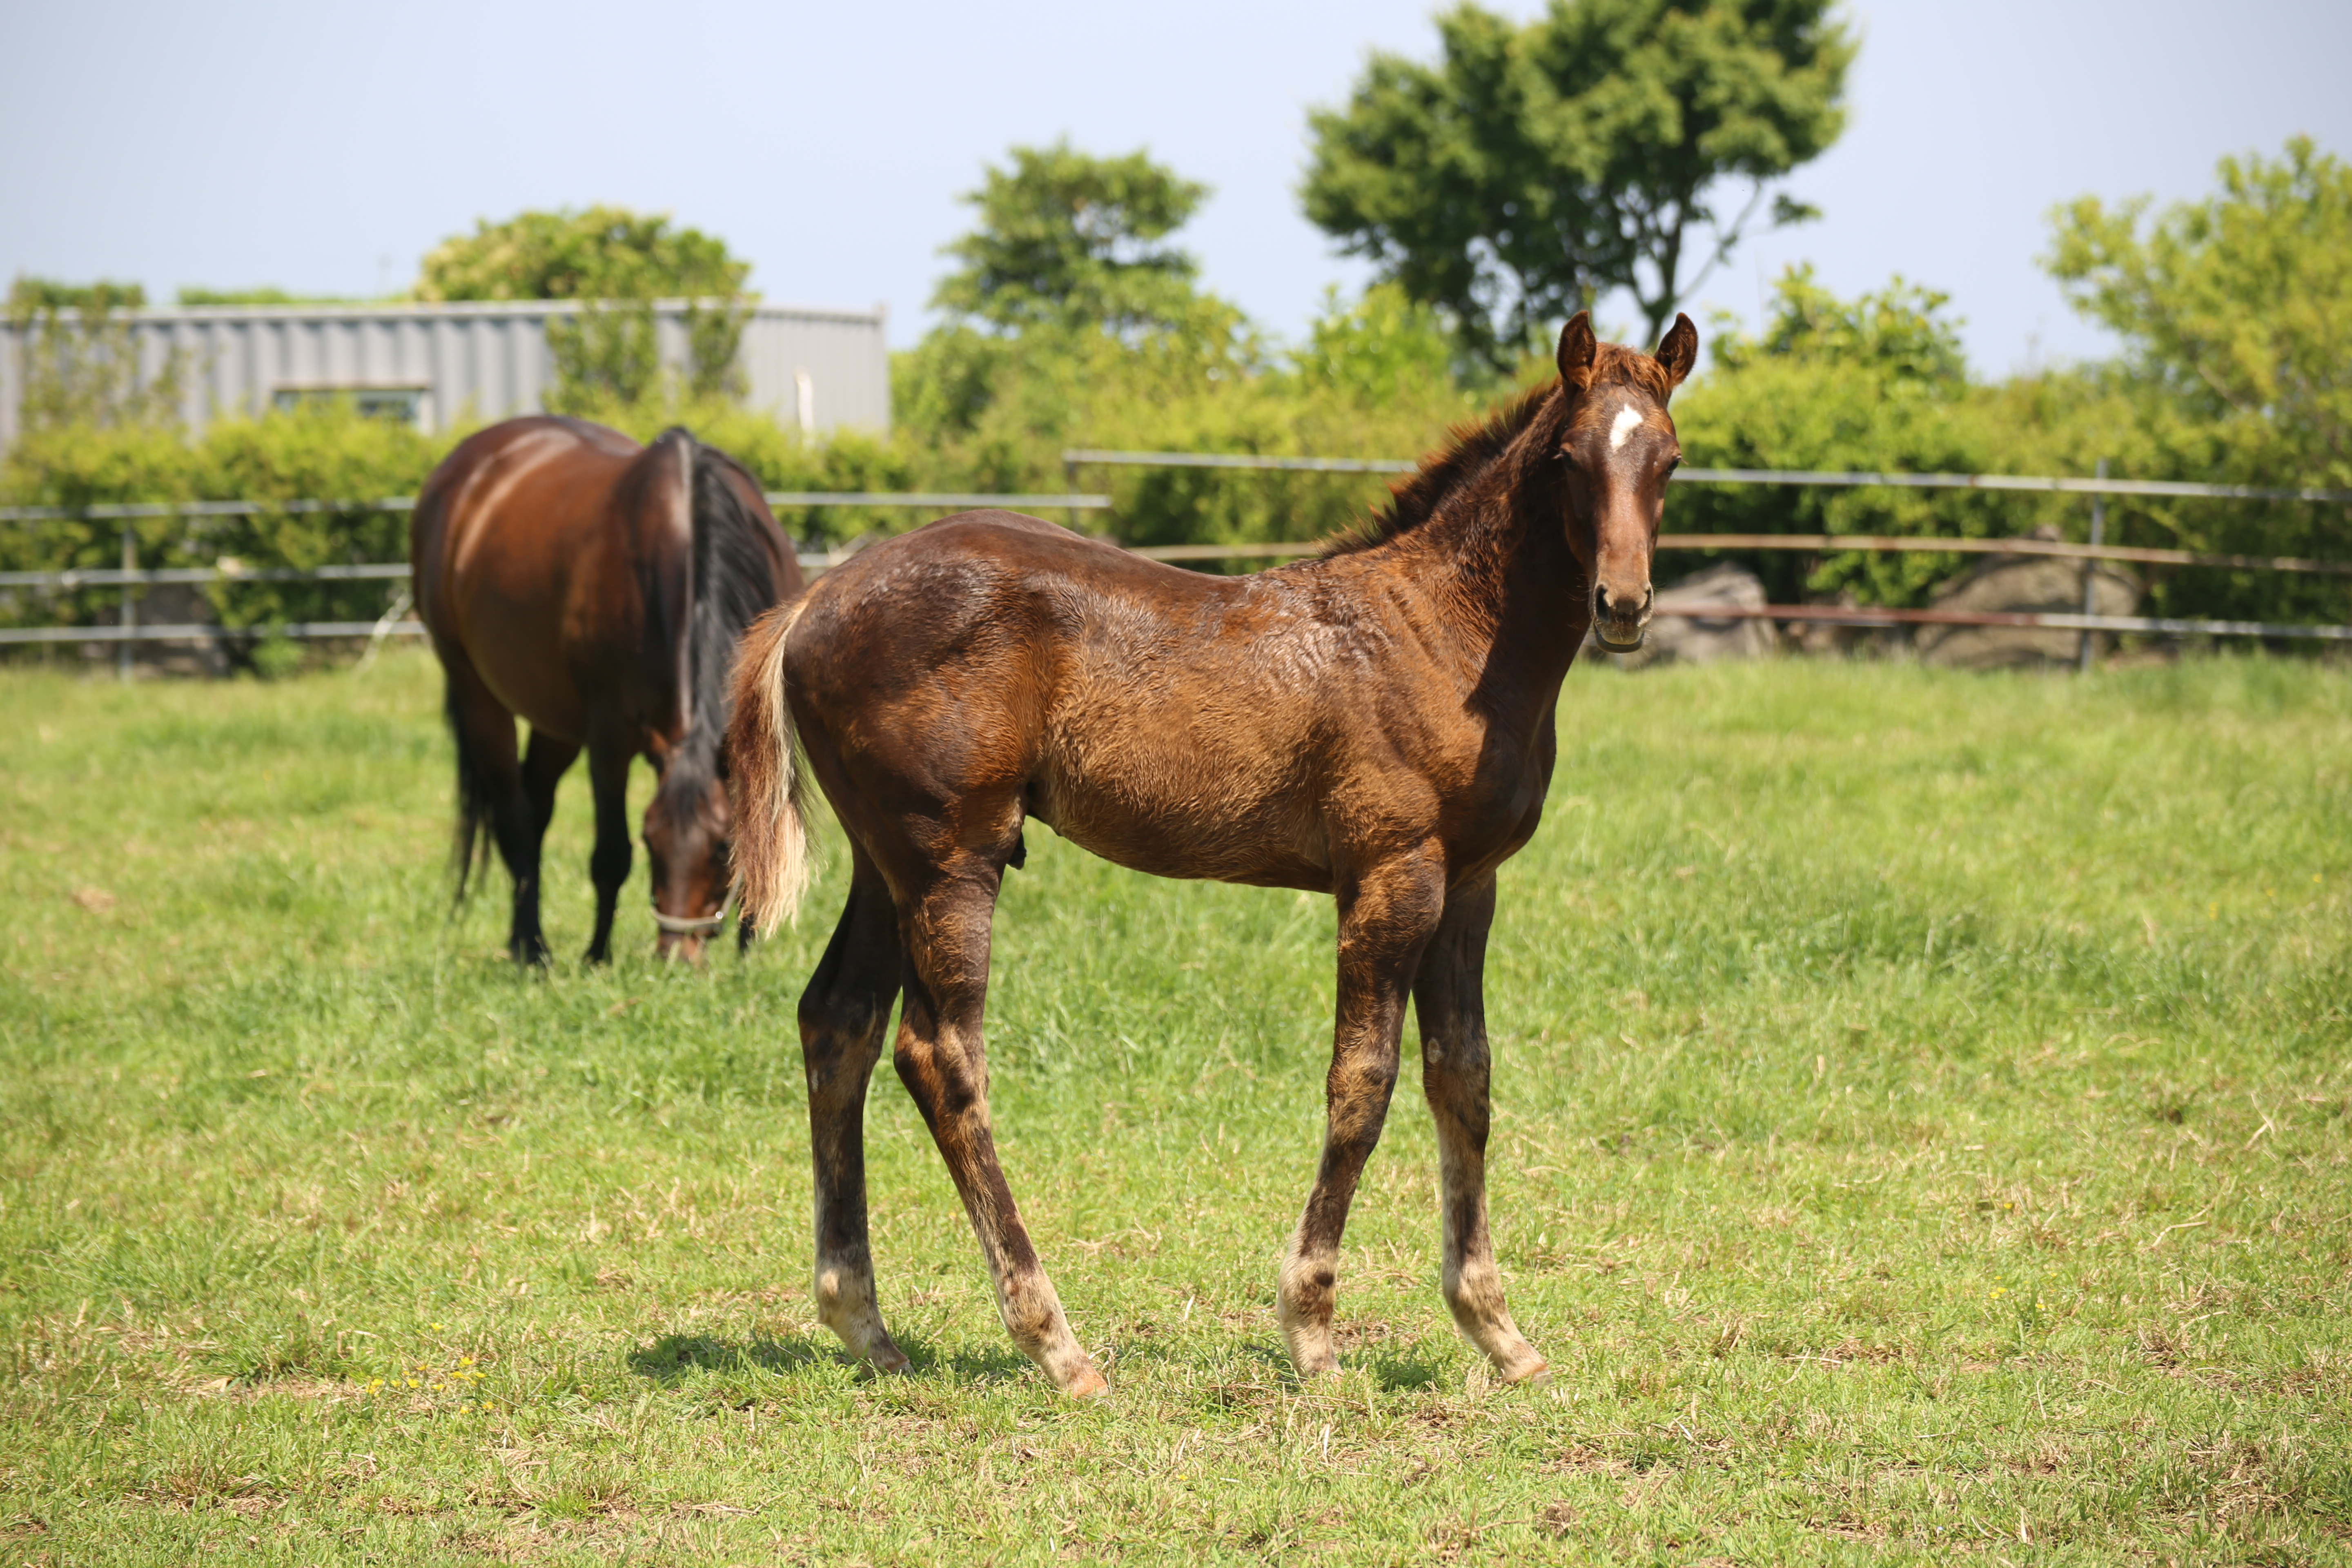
[
  {"left": 1325, "top": 343, "right": 1672, "bottom": 557},
  {"left": 666, "top": 438, "right": 786, "bottom": 817}
]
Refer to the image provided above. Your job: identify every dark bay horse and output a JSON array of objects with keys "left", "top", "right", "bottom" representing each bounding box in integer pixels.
[
  {"left": 413, "top": 416, "right": 802, "bottom": 964},
  {"left": 727, "top": 313, "right": 1695, "bottom": 1396}
]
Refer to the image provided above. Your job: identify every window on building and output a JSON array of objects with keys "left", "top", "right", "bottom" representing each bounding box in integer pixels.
[{"left": 270, "top": 385, "right": 432, "bottom": 427}]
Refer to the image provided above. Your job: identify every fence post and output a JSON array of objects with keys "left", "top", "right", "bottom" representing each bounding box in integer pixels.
[
  {"left": 118, "top": 522, "right": 136, "bottom": 682},
  {"left": 2077, "top": 457, "right": 2108, "bottom": 674}
]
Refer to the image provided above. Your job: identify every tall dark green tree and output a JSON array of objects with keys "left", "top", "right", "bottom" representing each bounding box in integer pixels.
[
  {"left": 931, "top": 142, "right": 1210, "bottom": 336},
  {"left": 1302, "top": 0, "right": 1853, "bottom": 368}
]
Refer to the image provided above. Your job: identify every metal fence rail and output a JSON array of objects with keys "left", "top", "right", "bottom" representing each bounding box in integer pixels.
[
  {"left": 1646, "top": 602, "right": 2352, "bottom": 641},
  {"left": 1118, "top": 533, "right": 2352, "bottom": 577},
  {"left": 0, "top": 492, "right": 1107, "bottom": 524},
  {"left": 1063, "top": 448, "right": 2352, "bottom": 504},
  {"left": 2, "top": 620, "right": 428, "bottom": 645},
  {"left": 0, "top": 562, "right": 413, "bottom": 588}
]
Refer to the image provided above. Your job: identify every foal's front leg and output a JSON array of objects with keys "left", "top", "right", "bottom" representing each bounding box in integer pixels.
[
  {"left": 1414, "top": 876, "right": 1547, "bottom": 1383},
  {"left": 1278, "top": 852, "right": 1446, "bottom": 1378}
]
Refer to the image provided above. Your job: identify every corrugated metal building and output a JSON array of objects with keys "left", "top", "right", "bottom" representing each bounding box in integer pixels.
[{"left": 0, "top": 298, "right": 890, "bottom": 448}]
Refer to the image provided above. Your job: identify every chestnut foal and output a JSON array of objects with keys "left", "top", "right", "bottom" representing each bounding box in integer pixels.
[{"left": 728, "top": 313, "right": 1696, "bottom": 1395}]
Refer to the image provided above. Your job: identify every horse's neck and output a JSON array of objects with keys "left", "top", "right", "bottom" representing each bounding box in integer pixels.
[{"left": 1390, "top": 475, "right": 1589, "bottom": 709}]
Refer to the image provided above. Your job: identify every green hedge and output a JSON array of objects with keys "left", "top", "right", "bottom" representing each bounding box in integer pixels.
[
  {"left": 6, "top": 274, "right": 2346, "bottom": 651},
  {"left": 0, "top": 408, "right": 443, "bottom": 639}
]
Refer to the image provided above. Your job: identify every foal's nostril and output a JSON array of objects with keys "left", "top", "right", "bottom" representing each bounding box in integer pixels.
[{"left": 1594, "top": 584, "right": 1653, "bottom": 623}]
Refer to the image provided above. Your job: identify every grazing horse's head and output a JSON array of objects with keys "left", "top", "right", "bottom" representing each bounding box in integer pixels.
[
  {"left": 644, "top": 768, "right": 735, "bottom": 964},
  {"left": 1552, "top": 310, "right": 1699, "bottom": 653}
]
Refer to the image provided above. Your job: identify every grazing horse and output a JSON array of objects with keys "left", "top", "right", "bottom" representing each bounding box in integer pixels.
[
  {"left": 727, "top": 313, "right": 1696, "bottom": 1395},
  {"left": 413, "top": 416, "right": 802, "bottom": 964}
]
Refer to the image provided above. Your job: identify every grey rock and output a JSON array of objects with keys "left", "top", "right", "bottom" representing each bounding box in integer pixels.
[{"left": 1917, "top": 532, "right": 2138, "bottom": 670}]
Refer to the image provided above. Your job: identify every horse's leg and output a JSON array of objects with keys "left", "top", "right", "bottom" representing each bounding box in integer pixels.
[
  {"left": 582, "top": 739, "right": 633, "bottom": 965},
  {"left": 443, "top": 659, "right": 548, "bottom": 964},
  {"left": 1278, "top": 851, "right": 1446, "bottom": 1379},
  {"left": 800, "top": 849, "right": 909, "bottom": 1371},
  {"left": 1413, "top": 875, "right": 1548, "bottom": 1384},
  {"left": 893, "top": 865, "right": 1106, "bottom": 1397},
  {"left": 514, "top": 729, "right": 580, "bottom": 956}
]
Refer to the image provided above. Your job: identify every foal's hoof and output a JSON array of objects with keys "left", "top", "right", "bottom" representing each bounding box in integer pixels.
[
  {"left": 1498, "top": 1356, "right": 1551, "bottom": 1387},
  {"left": 1059, "top": 1363, "right": 1111, "bottom": 1399}
]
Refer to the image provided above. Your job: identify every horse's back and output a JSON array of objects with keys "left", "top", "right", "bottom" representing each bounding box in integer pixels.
[
  {"left": 790, "top": 511, "right": 1344, "bottom": 887},
  {"left": 412, "top": 418, "right": 670, "bottom": 740}
]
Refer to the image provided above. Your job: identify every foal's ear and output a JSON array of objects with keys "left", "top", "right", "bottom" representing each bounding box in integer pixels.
[
  {"left": 1654, "top": 312, "right": 1699, "bottom": 393},
  {"left": 1557, "top": 311, "right": 1598, "bottom": 391}
]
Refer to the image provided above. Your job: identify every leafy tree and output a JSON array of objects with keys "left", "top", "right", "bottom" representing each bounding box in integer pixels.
[
  {"left": 899, "top": 143, "right": 1232, "bottom": 469},
  {"left": 174, "top": 287, "right": 362, "bottom": 306},
  {"left": 414, "top": 206, "right": 753, "bottom": 409},
  {"left": 2046, "top": 136, "right": 2350, "bottom": 492},
  {"left": 931, "top": 143, "right": 1209, "bottom": 336},
  {"left": 1292, "top": 283, "right": 1464, "bottom": 407},
  {"left": 1670, "top": 266, "right": 2013, "bottom": 605},
  {"left": 1302, "top": 0, "right": 1853, "bottom": 368},
  {"left": 6, "top": 276, "right": 183, "bottom": 432},
  {"left": 2043, "top": 137, "right": 2352, "bottom": 624},
  {"left": 413, "top": 206, "right": 746, "bottom": 303}
]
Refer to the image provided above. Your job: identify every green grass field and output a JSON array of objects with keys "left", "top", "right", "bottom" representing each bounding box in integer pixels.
[{"left": 2, "top": 648, "right": 2348, "bottom": 1565}]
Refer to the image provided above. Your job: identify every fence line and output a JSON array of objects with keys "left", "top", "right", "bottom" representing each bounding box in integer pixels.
[
  {"left": 1062, "top": 448, "right": 2352, "bottom": 504},
  {"left": 0, "top": 620, "right": 428, "bottom": 646},
  {"left": 0, "top": 562, "right": 414, "bottom": 589},
  {"left": 0, "top": 492, "right": 1107, "bottom": 524},
  {"left": 762, "top": 492, "right": 1107, "bottom": 510},
  {"left": 18, "top": 601, "right": 2350, "bottom": 648},
  {"left": 7, "top": 469, "right": 2349, "bottom": 651},
  {"left": 1644, "top": 602, "right": 2352, "bottom": 642},
  {"left": 1118, "top": 534, "right": 2352, "bottom": 577}
]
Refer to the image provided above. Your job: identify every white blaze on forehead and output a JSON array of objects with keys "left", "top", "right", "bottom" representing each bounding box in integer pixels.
[{"left": 1608, "top": 403, "right": 1646, "bottom": 451}]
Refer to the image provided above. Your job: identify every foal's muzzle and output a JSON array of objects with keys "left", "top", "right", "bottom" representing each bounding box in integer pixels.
[{"left": 1592, "top": 582, "right": 1654, "bottom": 653}]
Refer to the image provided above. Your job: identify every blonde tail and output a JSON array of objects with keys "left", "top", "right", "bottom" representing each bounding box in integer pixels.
[{"left": 726, "top": 597, "right": 815, "bottom": 934}]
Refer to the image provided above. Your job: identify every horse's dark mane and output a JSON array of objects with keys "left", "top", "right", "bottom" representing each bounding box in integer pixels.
[
  {"left": 669, "top": 437, "right": 784, "bottom": 815},
  {"left": 1324, "top": 343, "right": 1672, "bottom": 557}
]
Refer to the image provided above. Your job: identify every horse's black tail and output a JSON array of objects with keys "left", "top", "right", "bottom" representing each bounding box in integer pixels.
[
  {"left": 684, "top": 438, "right": 788, "bottom": 772},
  {"left": 443, "top": 669, "right": 501, "bottom": 904},
  {"left": 412, "top": 469, "right": 501, "bottom": 906}
]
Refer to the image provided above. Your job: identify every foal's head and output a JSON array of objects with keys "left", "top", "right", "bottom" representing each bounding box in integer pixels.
[
  {"left": 644, "top": 769, "right": 735, "bottom": 964},
  {"left": 1549, "top": 311, "right": 1699, "bottom": 652}
]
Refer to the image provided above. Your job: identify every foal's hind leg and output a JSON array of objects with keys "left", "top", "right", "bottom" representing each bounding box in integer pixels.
[
  {"left": 1413, "top": 876, "right": 1547, "bottom": 1384},
  {"left": 893, "top": 865, "right": 1106, "bottom": 1397},
  {"left": 799, "top": 852, "right": 909, "bottom": 1372},
  {"left": 1278, "top": 852, "right": 1446, "bottom": 1378}
]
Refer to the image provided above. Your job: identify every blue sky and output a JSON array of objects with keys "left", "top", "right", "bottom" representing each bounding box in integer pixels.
[{"left": 4, "top": 0, "right": 2347, "bottom": 376}]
